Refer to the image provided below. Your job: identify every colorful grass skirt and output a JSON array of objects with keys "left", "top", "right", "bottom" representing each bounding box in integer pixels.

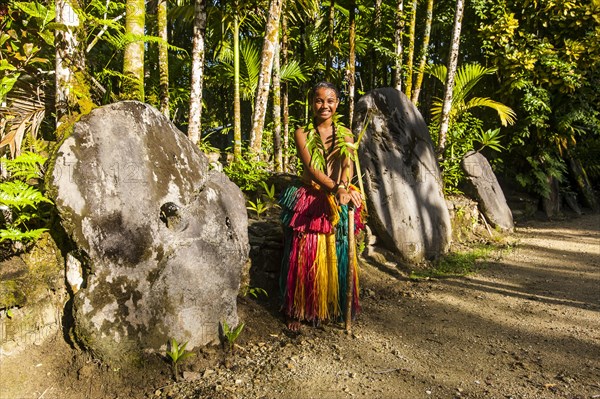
[{"left": 279, "top": 183, "right": 365, "bottom": 323}]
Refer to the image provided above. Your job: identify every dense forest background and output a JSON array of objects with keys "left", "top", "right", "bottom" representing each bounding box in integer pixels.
[{"left": 1, "top": 0, "right": 599, "bottom": 246}]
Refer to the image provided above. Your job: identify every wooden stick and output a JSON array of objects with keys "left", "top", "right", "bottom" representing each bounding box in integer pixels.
[{"left": 345, "top": 206, "right": 356, "bottom": 332}]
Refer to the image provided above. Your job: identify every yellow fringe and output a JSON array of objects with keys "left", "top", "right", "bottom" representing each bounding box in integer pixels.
[
  {"left": 327, "top": 194, "right": 340, "bottom": 227},
  {"left": 314, "top": 234, "right": 329, "bottom": 320}
]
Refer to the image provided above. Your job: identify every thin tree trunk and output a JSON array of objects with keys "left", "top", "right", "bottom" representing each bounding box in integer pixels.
[
  {"left": 123, "top": 0, "right": 145, "bottom": 101},
  {"left": 188, "top": 0, "right": 207, "bottom": 145},
  {"left": 404, "top": 0, "right": 417, "bottom": 99},
  {"left": 437, "top": 0, "right": 464, "bottom": 155},
  {"left": 370, "top": 0, "right": 382, "bottom": 89},
  {"left": 412, "top": 0, "right": 434, "bottom": 104},
  {"left": 55, "top": 0, "right": 82, "bottom": 124},
  {"left": 233, "top": 10, "right": 242, "bottom": 158},
  {"left": 272, "top": 42, "right": 282, "bottom": 172},
  {"left": 157, "top": 0, "right": 169, "bottom": 118},
  {"left": 348, "top": 0, "right": 356, "bottom": 127},
  {"left": 249, "top": 0, "right": 283, "bottom": 155},
  {"left": 281, "top": 13, "right": 290, "bottom": 171},
  {"left": 394, "top": 0, "right": 404, "bottom": 91},
  {"left": 325, "top": 0, "right": 336, "bottom": 82}
]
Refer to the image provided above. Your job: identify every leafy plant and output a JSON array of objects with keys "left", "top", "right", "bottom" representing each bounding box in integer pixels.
[
  {"left": 223, "top": 153, "right": 269, "bottom": 192},
  {"left": 246, "top": 197, "right": 270, "bottom": 219},
  {"left": 0, "top": 152, "right": 52, "bottom": 244},
  {"left": 221, "top": 320, "right": 245, "bottom": 355},
  {"left": 515, "top": 151, "right": 567, "bottom": 199},
  {"left": 242, "top": 285, "right": 268, "bottom": 299},
  {"left": 165, "top": 338, "right": 194, "bottom": 382},
  {"left": 259, "top": 181, "right": 276, "bottom": 203},
  {"left": 426, "top": 63, "right": 517, "bottom": 127}
]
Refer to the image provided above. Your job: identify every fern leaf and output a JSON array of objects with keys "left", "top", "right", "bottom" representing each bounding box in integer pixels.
[
  {"left": 0, "top": 181, "right": 53, "bottom": 210},
  {"left": 0, "top": 227, "right": 47, "bottom": 243}
]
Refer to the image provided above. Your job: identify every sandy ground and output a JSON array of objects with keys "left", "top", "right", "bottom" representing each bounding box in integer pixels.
[{"left": 1, "top": 213, "right": 599, "bottom": 399}]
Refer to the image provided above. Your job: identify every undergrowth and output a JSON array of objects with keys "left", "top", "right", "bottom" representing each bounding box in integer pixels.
[{"left": 409, "top": 244, "right": 496, "bottom": 280}]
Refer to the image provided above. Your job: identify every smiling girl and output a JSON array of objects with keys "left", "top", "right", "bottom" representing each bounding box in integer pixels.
[{"left": 279, "top": 82, "right": 364, "bottom": 331}]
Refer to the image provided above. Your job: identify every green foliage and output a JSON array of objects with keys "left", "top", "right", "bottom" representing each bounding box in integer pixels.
[
  {"left": 515, "top": 151, "right": 567, "bottom": 199},
  {"left": 427, "top": 63, "right": 517, "bottom": 127},
  {"left": 0, "top": 152, "right": 52, "bottom": 244},
  {"left": 221, "top": 320, "right": 245, "bottom": 355},
  {"left": 472, "top": 0, "right": 600, "bottom": 196},
  {"left": 304, "top": 121, "right": 355, "bottom": 174},
  {"left": 0, "top": 1, "right": 53, "bottom": 104},
  {"left": 196, "top": 131, "right": 221, "bottom": 155},
  {"left": 242, "top": 285, "right": 268, "bottom": 299},
  {"left": 247, "top": 182, "right": 280, "bottom": 220},
  {"left": 1, "top": 151, "right": 46, "bottom": 181},
  {"left": 165, "top": 338, "right": 194, "bottom": 381},
  {"left": 259, "top": 181, "right": 276, "bottom": 202},
  {"left": 246, "top": 197, "right": 269, "bottom": 219},
  {"left": 432, "top": 114, "right": 507, "bottom": 194},
  {"left": 223, "top": 153, "right": 269, "bottom": 192}
]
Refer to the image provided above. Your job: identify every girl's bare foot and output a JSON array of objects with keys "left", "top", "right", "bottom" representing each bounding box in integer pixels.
[{"left": 286, "top": 317, "right": 302, "bottom": 332}]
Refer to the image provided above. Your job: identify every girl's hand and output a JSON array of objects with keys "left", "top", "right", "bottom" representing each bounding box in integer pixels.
[{"left": 336, "top": 187, "right": 362, "bottom": 208}]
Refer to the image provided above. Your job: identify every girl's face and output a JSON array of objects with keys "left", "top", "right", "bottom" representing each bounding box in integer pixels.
[{"left": 311, "top": 88, "right": 339, "bottom": 122}]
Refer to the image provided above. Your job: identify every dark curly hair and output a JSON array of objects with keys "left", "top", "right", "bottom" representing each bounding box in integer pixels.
[{"left": 309, "top": 82, "right": 340, "bottom": 101}]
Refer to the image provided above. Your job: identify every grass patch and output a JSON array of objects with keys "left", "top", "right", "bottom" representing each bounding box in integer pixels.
[{"left": 409, "top": 245, "right": 494, "bottom": 280}]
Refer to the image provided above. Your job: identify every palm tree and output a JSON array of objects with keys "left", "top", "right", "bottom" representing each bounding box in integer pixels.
[
  {"left": 393, "top": 0, "right": 404, "bottom": 91},
  {"left": 188, "top": 0, "right": 207, "bottom": 145},
  {"left": 348, "top": 0, "right": 357, "bottom": 128},
  {"left": 427, "top": 63, "right": 516, "bottom": 130},
  {"left": 436, "top": 0, "right": 463, "bottom": 155},
  {"left": 404, "top": 0, "right": 417, "bottom": 99},
  {"left": 157, "top": 0, "right": 169, "bottom": 118},
  {"left": 249, "top": 0, "right": 284, "bottom": 155},
  {"left": 411, "top": 0, "right": 434, "bottom": 105},
  {"left": 123, "top": 0, "right": 145, "bottom": 101},
  {"left": 55, "top": 0, "right": 83, "bottom": 123}
]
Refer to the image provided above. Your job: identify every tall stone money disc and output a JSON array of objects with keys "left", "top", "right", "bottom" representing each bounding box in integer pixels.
[
  {"left": 354, "top": 88, "right": 451, "bottom": 263},
  {"left": 48, "top": 101, "right": 249, "bottom": 366}
]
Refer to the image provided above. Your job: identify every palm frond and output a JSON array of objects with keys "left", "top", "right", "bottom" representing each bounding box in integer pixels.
[
  {"left": 280, "top": 59, "right": 307, "bottom": 84},
  {"left": 453, "top": 64, "right": 497, "bottom": 105},
  {"left": 463, "top": 97, "right": 517, "bottom": 126},
  {"left": 238, "top": 40, "right": 262, "bottom": 101},
  {"left": 425, "top": 64, "right": 447, "bottom": 84},
  {"left": 285, "top": 0, "right": 320, "bottom": 24},
  {"left": 0, "top": 83, "right": 46, "bottom": 158}
]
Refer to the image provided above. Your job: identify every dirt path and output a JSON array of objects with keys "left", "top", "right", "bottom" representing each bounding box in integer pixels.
[{"left": 1, "top": 214, "right": 599, "bottom": 399}]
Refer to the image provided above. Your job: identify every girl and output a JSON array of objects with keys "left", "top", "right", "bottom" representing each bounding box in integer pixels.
[{"left": 279, "top": 82, "right": 364, "bottom": 331}]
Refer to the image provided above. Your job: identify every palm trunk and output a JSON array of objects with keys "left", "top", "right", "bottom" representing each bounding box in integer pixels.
[
  {"left": 404, "top": 0, "right": 417, "bottom": 99},
  {"left": 157, "top": 0, "right": 169, "bottom": 118},
  {"left": 411, "top": 0, "right": 434, "bottom": 104},
  {"left": 55, "top": 0, "right": 82, "bottom": 124},
  {"left": 188, "top": 0, "right": 207, "bottom": 145},
  {"left": 123, "top": 0, "right": 145, "bottom": 101},
  {"left": 249, "top": 0, "right": 283, "bottom": 155},
  {"left": 325, "top": 0, "right": 336, "bottom": 81},
  {"left": 437, "top": 0, "right": 464, "bottom": 155},
  {"left": 281, "top": 13, "right": 290, "bottom": 171},
  {"left": 393, "top": 0, "right": 404, "bottom": 91},
  {"left": 370, "top": 0, "right": 382, "bottom": 89},
  {"left": 272, "top": 42, "right": 282, "bottom": 172},
  {"left": 348, "top": 0, "right": 356, "bottom": 127},
  {"left": 233, "top": 10, "right": 242, "bottom": 158}
]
